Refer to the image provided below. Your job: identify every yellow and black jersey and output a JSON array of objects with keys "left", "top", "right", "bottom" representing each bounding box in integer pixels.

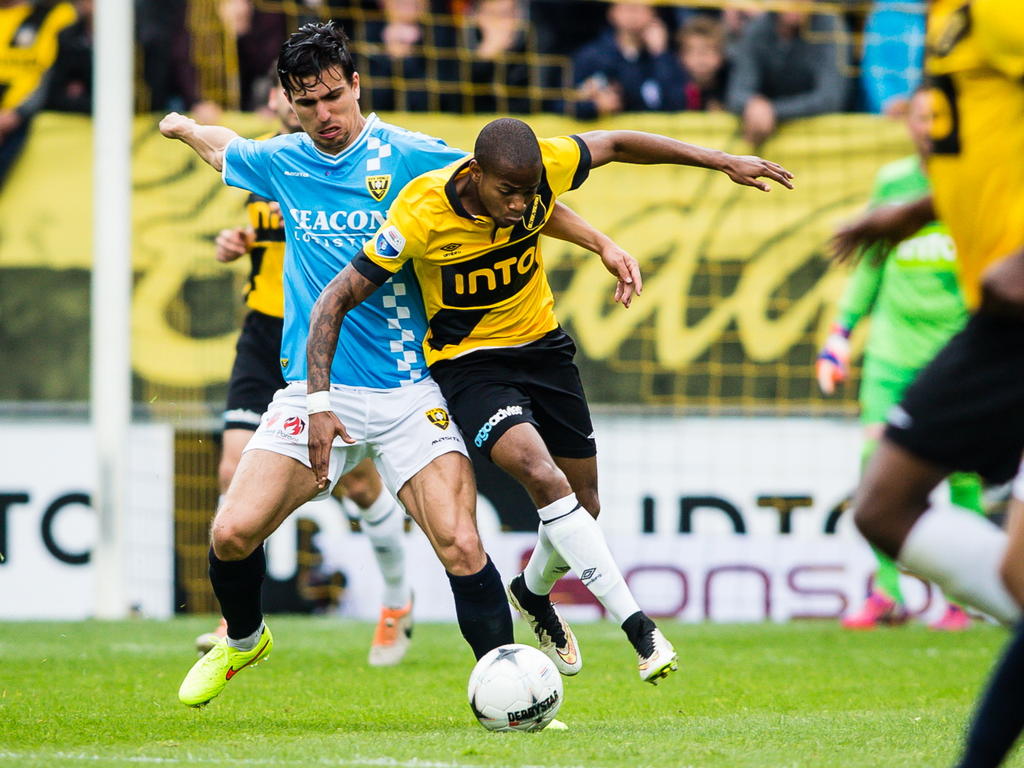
[
  {"left": 0, "top": 1, "right": 76, "bottom": 111},
  {"left": 926, "top": 0, "right": 1024, "bottom": 309},
  {"left": 242, "top": 132, "right": 286, "bottom": 318},
  {"left": 355, "top": 135, "right": 591, "bottom": 366}
]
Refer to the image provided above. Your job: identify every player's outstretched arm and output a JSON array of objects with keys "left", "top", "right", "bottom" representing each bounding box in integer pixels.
[
  {"left": 578, "top": 130, "right": 794, "bottom": 192},
  {"left": 158, "top": 111, "right": 240, "bottom": 172},
  {"left": 830, "top": 195, "right": 935, "bottom": 264},
  {"left": 305, "top": 261, "right": 382, "bottom": 487},
  {"left": 542, "top": 202, "right": 642, "bottom": 308}
]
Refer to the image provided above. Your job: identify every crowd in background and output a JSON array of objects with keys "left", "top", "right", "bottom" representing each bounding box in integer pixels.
[{"left": 0, "top": 0, "right": 926, "bottom": 184}]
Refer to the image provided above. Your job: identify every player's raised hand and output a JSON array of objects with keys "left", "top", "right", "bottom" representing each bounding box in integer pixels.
[
  {"left": 598, "top": 241, "right": 643, "bottom": 308},
  {"left": 158, "top": 111, "right": 196, "bottom": 140},
  {"left": 307, "top": 410, "right": 354, "bottom": 489},
  {"left": 215, "top": 227, "right": 255, "bottom": 263},
  {"left": 720, "top": 154, "right": 794, "bottom": 191},
  {"left": 815, "top": 325, "right": 851, "bottom": 395}
]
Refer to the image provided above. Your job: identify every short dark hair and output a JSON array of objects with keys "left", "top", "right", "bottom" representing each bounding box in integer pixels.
[
  {"left": 474, "top": 118, "right": 542, "bottom": 174},
  {"left": 277, "top": 21, "right": 356, "bottom": 96}
]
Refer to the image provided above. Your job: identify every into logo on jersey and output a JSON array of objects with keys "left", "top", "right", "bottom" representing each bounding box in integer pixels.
[
  {"left": 375, "top": 225, "right": 406, "bottom": 259},
  {"left": 283, "top": 416, "right": 306, "bottom": 436},
  {"left": 425, "top": 408, "right": 450, "bottom": 430},
  {"left": 280, "top": 357, "right": 289, "bottom": 370},
  {"left": 366, "top": 174, "right": 392, "bottom": 202}
]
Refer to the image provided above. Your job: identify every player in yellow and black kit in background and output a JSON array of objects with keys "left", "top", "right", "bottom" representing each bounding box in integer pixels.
[
  {"left": 305, "top": 117, "right": 792, "bottom": 684},
  {"left": 197, "top": 73, "right": 416, "bottom": 669},
  {"left": 831, "top": 1, "right": 1024, "bottom": 764},
  {"left": 0, "top": 0, "right": 76, "bottom": 186}
]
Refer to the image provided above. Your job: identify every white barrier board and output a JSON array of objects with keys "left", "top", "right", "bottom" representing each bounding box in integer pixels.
[
  {"left": 0, "top": 422, "right": 174, "bottom": 618},
  {"left": 277, "top": 417, "right": 958, "bottom": 624}
]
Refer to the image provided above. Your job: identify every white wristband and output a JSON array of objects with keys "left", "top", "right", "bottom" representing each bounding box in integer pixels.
[{"left": 306, "top": 390, "right": 332, "bottom": 415}]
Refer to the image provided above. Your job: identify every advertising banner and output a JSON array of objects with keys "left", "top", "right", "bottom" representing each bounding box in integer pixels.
[
  {"left": 259, "top": 416, "right": 953, "bottom": 624},
  {"left": 0, "top": 112, "right": 910, "bottom": 409},
  {"left": 0, "top": 423, "right": 174, "bottom": 618}
]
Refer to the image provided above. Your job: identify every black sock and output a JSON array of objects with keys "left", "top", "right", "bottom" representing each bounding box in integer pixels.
[
  {"left": 621, "top": 610, "right": 654, "bottom": 653},
  {"left": 446, "top": 554, "right": 514, "bottom": 659},
  {"left": 957, "top": 621, "right": 1024, "bottom": 768},
  {"left": 510, "top": 573, "right": 549, "bottom": 613},
  {"left": 209, "top": 545, "right": 265, "bottom": 640}
]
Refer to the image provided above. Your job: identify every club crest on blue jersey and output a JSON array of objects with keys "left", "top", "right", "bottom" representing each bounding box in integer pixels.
[
  {"left": 366, "top": 174, "right": 391, "bottom": 202},
  {"left": 376, "top": 225, "right": 406, "bottom": 259}
]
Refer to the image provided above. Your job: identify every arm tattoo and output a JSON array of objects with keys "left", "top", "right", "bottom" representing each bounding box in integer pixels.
[{"left": 306, "top": 264, "right": 379, "bottom": 392}]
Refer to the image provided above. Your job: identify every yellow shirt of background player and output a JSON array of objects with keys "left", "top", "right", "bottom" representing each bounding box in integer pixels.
[
  {"left": 0, "top": 2, "right": 76, "bottom": 111},
  {"left": 362, "top": 135, "right": 591, "bottom": 366},
  {"left": 926, "top": 0, "right": 1024, "bottom": 308}
]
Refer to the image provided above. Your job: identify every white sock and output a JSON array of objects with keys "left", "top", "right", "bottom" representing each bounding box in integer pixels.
[
  {"left": 227, "top": 622, "right": 264, "bottom": 652},
  {"left": 523, "top": 524, "right": 569, "bottom": 596},
  {"left": 537, "top": 494, "right": 640, "bottom": 625},
  {"left": 358, "top": 490, "right": 410, "bottom": 609},
  {"left": 898, "top": 504, "right": 1021, "bottom": 625}
]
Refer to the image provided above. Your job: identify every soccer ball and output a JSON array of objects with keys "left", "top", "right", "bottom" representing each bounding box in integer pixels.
[{"left": 467, "top": 643, "right": 563, "bottom": 732}]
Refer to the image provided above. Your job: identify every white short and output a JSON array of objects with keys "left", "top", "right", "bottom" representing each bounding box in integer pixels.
[{"left": 244, "top": 378, "right": 468, "bottom": 499}]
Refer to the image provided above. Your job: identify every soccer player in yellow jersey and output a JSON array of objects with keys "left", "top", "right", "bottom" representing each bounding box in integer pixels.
[
  {"left": 305, "top": 117, "right": 793, "bottom": 683},
  {"left": 195, "top": 77, "right": 416, "bottom": 668},
  {"left": 831, "top": 2, "right": 1024, "bottom": 763}
]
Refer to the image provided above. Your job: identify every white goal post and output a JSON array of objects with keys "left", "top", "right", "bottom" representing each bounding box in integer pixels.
[{"left": 91, "top": 0, "right": 134, "bottom": 618}]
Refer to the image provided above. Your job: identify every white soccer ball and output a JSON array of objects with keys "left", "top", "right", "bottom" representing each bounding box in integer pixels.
[{"left": 467, "top": 643, "right": 563, "bottom": 732}]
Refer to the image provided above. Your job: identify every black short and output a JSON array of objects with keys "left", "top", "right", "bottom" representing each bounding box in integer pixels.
[
  {"left": 430, "top": 328, "right": 596, "bottom": 460},
  {"left": 224, "top": 310, "right": 286, "bottom": 432},
  {"left": 884, "top": 312, "right": 1024, "bottom": 484}
]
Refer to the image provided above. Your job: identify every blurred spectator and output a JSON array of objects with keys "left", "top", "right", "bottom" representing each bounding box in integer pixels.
[
  {"left": 529, "top": 0, "right": 606, "bottom": 59},
  {"left": 136, "top": 0, "right": 218, "bottom": 119},
  {"left": 859, "top": 0, "right": 926, "bottom": 116},
  {"left": 674, "top": 15, "right": 728, "bottom": 112},
  {"left": 674, "top": 2, "right": 762, "bottom": 57},
  {"left": 572, "top": 2, "right": 682, "bottom": 119},
  {"left": 45, "top": 0, "right": 91, "bottom": 113},
  {"left": 462, "top": 0, "right": 530, "bottom": 113},
  {"left": 218, "top": 0, "right": 288, "bottom": 111},
  {"left": 0, "top": 0, "right": 77, "bottom": 185},
  {"left": 726, "top": 6, "right": 849, "bottom": 145},
  {"left": 359, "top": 0, "right": 458, "bottom": 112}
]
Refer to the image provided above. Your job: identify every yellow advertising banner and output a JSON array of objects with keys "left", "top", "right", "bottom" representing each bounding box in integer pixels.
[{"left": 0, "top": 111, "right": 910, "bottom": 407}]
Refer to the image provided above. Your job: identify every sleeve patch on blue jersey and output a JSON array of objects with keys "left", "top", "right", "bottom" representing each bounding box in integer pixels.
[{"left": 376, "top": 225, "right": 406, "bottom": 259}]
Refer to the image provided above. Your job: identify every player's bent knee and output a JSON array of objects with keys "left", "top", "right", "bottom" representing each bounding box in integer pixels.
[
  {"left": 436, "top": 528, "right": 486, "bottom": 576},
  {"left": 344, "top": 482, "right": 377, "bottom": 509},
  {"left": 851, "top": 484, "right": 891, "bottom": 545},
  {"left": 211, "top": 519, "right": 262, "bottom": 561},
  {"left": 514, "top": 458, "right": 571, "bottom": 503},
  {"left": 575, "top": 488, "right": 600, "bottom": 518}
]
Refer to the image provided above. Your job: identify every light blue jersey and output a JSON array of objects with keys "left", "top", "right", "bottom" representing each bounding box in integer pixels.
[{"left": 223, "top": 114, "right": 466, "bottom": 388}]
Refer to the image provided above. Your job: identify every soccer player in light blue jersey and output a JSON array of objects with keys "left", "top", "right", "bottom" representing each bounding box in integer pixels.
[{"left": 159, "top": 22, "right": 517, "bottom": 709}]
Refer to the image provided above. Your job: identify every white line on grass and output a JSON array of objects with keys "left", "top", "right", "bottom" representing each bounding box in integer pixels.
[{"left": 0, "top": 752, "right": 603, "bottom": 768}]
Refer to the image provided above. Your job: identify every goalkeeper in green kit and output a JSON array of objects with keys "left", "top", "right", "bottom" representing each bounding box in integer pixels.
[{"left": 817, "top": 87, "right": 983, "bottom": 631}]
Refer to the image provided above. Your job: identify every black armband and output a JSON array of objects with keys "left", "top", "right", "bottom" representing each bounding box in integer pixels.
[{"left": 352, "top": 251, "right": 394, "bottom": 286}]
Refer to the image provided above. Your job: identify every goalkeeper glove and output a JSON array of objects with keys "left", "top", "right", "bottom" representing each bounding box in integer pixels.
[{"left": 816, "top": 324, "right": 851, "bottom": 395}]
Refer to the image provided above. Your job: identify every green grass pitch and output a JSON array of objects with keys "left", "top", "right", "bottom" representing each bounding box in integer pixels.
[{"left": 0, "top": 617, "right": 1020, "bottom": 768}]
